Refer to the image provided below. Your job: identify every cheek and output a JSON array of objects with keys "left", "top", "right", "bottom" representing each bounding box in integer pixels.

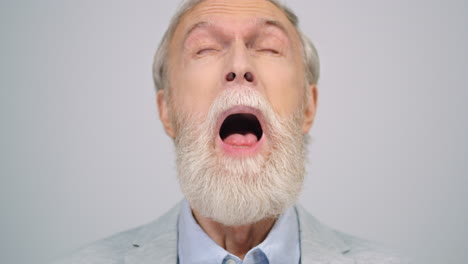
[
  {"left": 170, "top": 58, "right": 224, "bottom": 115},
  {"left": 257, "top": 60, "right": 305, "bottom": 116}
]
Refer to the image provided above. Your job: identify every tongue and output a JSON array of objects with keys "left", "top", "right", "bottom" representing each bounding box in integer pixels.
[{"left": 223, "top": 133, "right": 258, "bottom": 147}]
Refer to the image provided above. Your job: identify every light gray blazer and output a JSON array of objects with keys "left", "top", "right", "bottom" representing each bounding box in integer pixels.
[{"left": 53, "top": 202, "right": 407, "bottom": 264}]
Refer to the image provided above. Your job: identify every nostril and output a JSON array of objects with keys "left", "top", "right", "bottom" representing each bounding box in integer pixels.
[
  {"left": 226, "top": 72, "right": 236, "bottom": 82},
  {"left": 244, "top": 72, "right": 254, "bottom": 82}
]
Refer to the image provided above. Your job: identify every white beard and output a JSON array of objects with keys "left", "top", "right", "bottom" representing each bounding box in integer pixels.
[{"left": 172, "top": 88, "right": 307, "bottom": 226}]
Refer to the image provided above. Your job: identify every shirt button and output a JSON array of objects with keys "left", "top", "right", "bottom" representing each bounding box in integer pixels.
[{"left": 225, "top": 259, "right": 237, "bottom": 264}]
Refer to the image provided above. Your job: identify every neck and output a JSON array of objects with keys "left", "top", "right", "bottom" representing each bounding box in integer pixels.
[{"left": 192, "top": 209, "right": 276, "bottom": 260}]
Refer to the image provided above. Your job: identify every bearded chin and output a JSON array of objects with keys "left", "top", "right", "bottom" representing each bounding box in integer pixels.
[{"left": 173, "top": 90, "right": 307, "bottom": 226}]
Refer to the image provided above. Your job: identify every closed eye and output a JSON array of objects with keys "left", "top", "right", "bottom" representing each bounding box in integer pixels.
[
  {"left": 196, "top": 47, "right": 219, "bottom": 55},
  {"left": 258, "top": 49, "right": 280, "bottom": 55}
]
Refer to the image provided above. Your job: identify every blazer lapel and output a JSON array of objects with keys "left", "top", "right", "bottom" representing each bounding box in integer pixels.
[
  {"left": 125, "top": 202, "right": 182, "bottom": 264},
  {"left": 125, "top": 232, "right": 177, "bottom": 264},
  {"left": 295, "top": 204, "right": 354, "bottom": 264}
]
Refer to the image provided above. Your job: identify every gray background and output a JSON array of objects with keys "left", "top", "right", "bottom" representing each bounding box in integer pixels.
[{"left": 1, "top": 0, "right": 467, "bottom": 263}]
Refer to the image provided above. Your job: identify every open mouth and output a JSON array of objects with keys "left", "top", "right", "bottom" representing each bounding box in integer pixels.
[
  {"left": 220, "top": 113, "right": 263, "bottom": 147},
  {"left": 217, "top": 108, "right": 265, "bottom": 155}
]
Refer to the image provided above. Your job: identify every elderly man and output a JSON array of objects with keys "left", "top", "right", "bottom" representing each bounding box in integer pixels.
[{"left": 55, "top": 0, "right": 406, "bottom": 263}]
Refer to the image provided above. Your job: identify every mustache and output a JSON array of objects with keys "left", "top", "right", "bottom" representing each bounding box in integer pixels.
[
  {"left": 173, "top": 87, "right": 280, "bottom": 139},
  {"left": 206, "top": 88, "right": 279, "bottom": 134}
]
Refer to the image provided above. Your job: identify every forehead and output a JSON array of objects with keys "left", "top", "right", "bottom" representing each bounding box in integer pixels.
[{"left": 174, "top": 0, "right": 297, "bottom": 38}]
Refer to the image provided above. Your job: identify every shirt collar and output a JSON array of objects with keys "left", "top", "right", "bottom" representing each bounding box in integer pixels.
[
  {"left": 256, "top": 204, "right": 300, "bottom": 264},
  {"left": 177, "top": 200, "right": 299, "bottom": 264}
]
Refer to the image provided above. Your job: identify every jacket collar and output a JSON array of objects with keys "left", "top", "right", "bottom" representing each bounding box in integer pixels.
[
  {"left": 125, "top": 202, "right": 353, "bottom": 264},
  {"left": 125, "top": 202, "right": 181, "bottom": 264},
  {"left": 295, "top": 204, "right": 354, "bottom": 263}
]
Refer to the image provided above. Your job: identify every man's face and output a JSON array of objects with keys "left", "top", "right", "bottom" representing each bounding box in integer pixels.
[
  {"left": 157, "top": 0, "right": 317, "bottom": 226},
  {"left": 162, "top": 0, "right": 315, "bottom": 137}
]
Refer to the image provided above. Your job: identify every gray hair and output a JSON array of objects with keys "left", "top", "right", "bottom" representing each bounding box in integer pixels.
[{"left": 152, "top": 0, "right": 320, "bottom": 94}]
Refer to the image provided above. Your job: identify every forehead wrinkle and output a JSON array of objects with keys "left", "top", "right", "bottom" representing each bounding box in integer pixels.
[
  {"left": 187, "top": 0, "right": 281, "bottom": 17},
  {"left": 178, "top": 0, "right": 297, "bottom": 36},
  {"left": 183, "top": 18, "right": 291, "bottom": 45}
]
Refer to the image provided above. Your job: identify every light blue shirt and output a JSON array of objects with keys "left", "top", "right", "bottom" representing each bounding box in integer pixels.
[{"left": 177, "top": 200, "right": 300, "bottom": 264}]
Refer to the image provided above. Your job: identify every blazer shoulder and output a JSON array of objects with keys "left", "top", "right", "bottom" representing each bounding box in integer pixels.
[
  {"left": 51, "top": 225, "right": 144, "bottom": 264},
  {"left": 295, "top": 204, "right": 410, "bottom": 264},
  {"left": 51, "top": 202, "right": 182, "bottom": 264},
  {"left": 336, "top": 231, "right": 411, "bottom": 264}
]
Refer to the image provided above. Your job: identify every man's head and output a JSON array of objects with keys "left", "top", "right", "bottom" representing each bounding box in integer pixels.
[{"left": 154, "top": 0, "right": 319, "bottom": 226}]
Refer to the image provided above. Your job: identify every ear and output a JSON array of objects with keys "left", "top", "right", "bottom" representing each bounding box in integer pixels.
[
  {"left": 302, "top": 84, "right": 318, "bottom": 134},
  {"left": 157, "top": 89, "right": 175, "bottom": 138}
]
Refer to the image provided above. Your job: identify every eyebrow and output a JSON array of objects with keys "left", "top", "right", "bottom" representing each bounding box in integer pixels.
[
  {"left": 183, "top": 18, "right": 290, "bottom": 42},
  {"left": 185, "top": 21, "right": 211, "bottom": 38},
  {"left": 263, "top": 19, "right": 290, "bottom": 37}
]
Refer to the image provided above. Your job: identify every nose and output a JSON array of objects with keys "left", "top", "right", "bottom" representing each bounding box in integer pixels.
[
  {"left": 225, "top": 71, "right": 255, "bottom": 83},
  {"left": 224, "top": 42, "right": 256, "bottom": 85}
]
